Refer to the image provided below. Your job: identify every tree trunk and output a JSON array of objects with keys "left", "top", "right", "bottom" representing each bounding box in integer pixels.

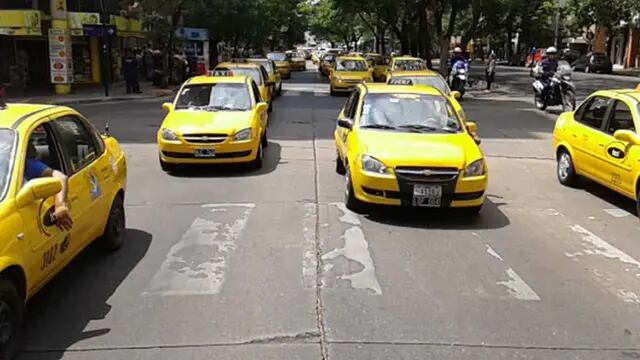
[{"left": 439, "top": 38, "right": 449, "bottom": 76}]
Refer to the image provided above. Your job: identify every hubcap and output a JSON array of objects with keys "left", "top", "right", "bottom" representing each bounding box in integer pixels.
[
  {"left": 0, "top": 301, "right": 12, "bottom": 345},
  {"left": 345, "top": 170, "right": 351, "bottom": 198},
  {"left": 558, "top": 153, "right": 571, "bottom": 179}
]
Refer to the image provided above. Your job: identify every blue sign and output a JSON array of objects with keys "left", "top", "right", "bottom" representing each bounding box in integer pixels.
[
  {"left": 83, "top": 24, "right": 117, "bottom": 37},
  {"left": 176, "top": 27, "right": 209, "bottom": 41}
]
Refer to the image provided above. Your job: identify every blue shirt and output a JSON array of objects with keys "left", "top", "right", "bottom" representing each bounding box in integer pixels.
[{"left": 24, "top": 159, "right": 49, "bottom": 181}]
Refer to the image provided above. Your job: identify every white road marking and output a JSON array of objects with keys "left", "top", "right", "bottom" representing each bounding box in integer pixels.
[
  {"left": 603, "top": 208, "right": 632, "bottom": 218},
  {"left": 322, "top": 226, "right": 382, "bottom": 295},
  {"left": 302, "top": 202, "right": 318, "bottom": 288},
  {"left": 144, "top": 203, "right": 254, "bottom": 296},
  {"left": 497, "top": 268, "right": 541, "bottom": 301},
  {"left": 485, "top": 244, "right": 504, "bottom": 261},
  {"left": 321, "top": 203, "right": 382, "bottom": 295},
  {"left": 284, "top": 90, "right": 301, "bottom": 97},
  {"left": 568, "top": 224, "right": 640, "bottom": 304}
]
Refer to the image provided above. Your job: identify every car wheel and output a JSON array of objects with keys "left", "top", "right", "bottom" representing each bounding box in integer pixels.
[
  {"left": 98, "top": 194, "right": 126, "bottom": 252},
  {"left": 534, "top": 94, "right": 547, "bottom": 110},
  {"left": 159, "top": 157, "right": 176, "bottom": 173},
  {"left": 557, "top": 149, "right": 578, "bottom": 187},
  {"left": 344, "top": 167, "right": 363, "bottom": 212},
  {"left": 335, "top": 153, "right": 346, "bottom": 175},
  {"left": 262, "top": 130, "right": 268, "bottom": 148},
  {"left": 250, "top": 141, "right": 264, "bottom": 169},
  {"left": 0, "top": 279, "right": 23, "bottom": 360},
  {"left": 330, "top": 86, "right": 336, "bottom": 97}
]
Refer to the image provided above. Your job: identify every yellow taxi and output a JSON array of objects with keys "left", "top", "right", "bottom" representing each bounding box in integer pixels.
[
  {"left": 286, "top": 51, "right": 306, "bottom": 71},
  {"left": 386, "top": 56, "right": 427, "bottom": 81},
  {"left": 158, "top": 76, "right": 269, "bottom": 171},
  {"left": 0, "top": 103, "right": 127, "bottom": 356},
  {"left": 365, "top": 53, "right": 389, "bottom": 82},
  {"left": 319, "top": 53, "right": 336, "bottom": 76},
  {"left": 267, "top": 52, "right": 291, "bottom": 79},
  {"left": 329, "top": 56, "right": 373, "bottom": 96},
  {"left": 334, "top": 83, "right": 486, "bottom": 213},
  {"left": 387, "top": 71, "right": 467, "bottom": 122},
  {"left": 246, "top": 58, "right": 282, "bottom": 97},
  {"left": 553, "top": 88, "right": 640, "bottom": 215},
  {"left": 213, "top": 62, "right": 273, "bottom": 111}
]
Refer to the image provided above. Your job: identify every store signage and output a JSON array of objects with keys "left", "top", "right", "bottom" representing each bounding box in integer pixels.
[
  {"left": 82, "top": 24, "right": 117, "bottom": 37},
  {"left": 48, "top": 29, "right": 73, "bottom": 84},
  {"left": 51, "top": 0, "right": 67, "bottom": 20},
  {"left": 0, "top": 10, "right": 42, "bottom": 36},
  {"left": 68, "top": 12, "right": 100, "bottom": 36}
]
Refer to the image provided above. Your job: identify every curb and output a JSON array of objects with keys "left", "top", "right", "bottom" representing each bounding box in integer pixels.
[{"left": 9, "top": 89, "right": 176, "bottom": 106}]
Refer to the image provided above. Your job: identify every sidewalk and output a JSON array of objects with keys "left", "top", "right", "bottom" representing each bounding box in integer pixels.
[{"left": 5, "top": 80, "right": 175, "bottom": 106}]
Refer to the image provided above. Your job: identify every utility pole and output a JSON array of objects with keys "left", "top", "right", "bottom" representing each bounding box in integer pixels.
[{"left": 99, "top": 0, "right": 111, "bottom": 97}]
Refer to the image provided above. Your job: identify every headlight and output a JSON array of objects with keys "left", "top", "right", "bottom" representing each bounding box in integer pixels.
[
  {"left": 464, "top": 159, "right": 485, "bottom": 177},
  {"left": 233, "top": 128, "right": 253, "bottom": 141},
  {"left": 361, "top": 155, "right": 389, "bottom": 174},
  {"left": 161, "top": 128, "right": 178, "bottom": 141},
  {"left": 335, "top": 77, "right": 344, "bottom": 83}
]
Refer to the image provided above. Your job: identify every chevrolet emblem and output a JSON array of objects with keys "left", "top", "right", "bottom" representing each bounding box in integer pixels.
[
  {"left": 202, "top": 136, "right": 210, "bottom": 141},
  {"left": 421, "top": 169, "right": 432, "bottom": 176}
]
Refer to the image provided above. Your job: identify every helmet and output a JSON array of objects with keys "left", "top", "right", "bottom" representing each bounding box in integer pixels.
[
  {"left": 546, "top": 46, "right": 557, "bottom": 54},
  {"left": 453, "top": 47, "right": 462, "bottom": 53}
]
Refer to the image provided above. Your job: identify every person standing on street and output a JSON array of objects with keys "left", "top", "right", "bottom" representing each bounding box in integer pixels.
[
  {"left": 485, "top": 52, "right": 497, "bottom": 90},
  {"left": 122, "top": 49, "right": 141, "bottom": 94}
]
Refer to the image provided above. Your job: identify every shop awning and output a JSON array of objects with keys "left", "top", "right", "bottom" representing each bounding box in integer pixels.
[{"left": 0, "top": 10, "right": 42, "bottom": 36}]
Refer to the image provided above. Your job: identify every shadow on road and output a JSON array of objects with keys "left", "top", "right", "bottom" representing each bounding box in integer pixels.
[
  {"left": 580, "top": 180, "right": 638, "bottom": 215},
  {"left": 167, "top": 141, "right": 282, "bottom": 178},
  {"left": 361, "top": 197, "right": 510, "bottom": 230},
  {"left": 20, "top": 229, "right": 152, "bottom": 360}
]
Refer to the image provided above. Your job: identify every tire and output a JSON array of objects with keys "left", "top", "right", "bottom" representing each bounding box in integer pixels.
[
  {"left": 344, "top": 167, "right": 364, "bottom": 212},
  {"left": 262, "top": 130, "right": 268, "bottom": 148},
  {"left": 159, "top": 157, "right": 176, "bottom": 173},
  {"left": 98, "top": 194, "right": 126, "bottom": 252},
  {"left": 335, "top": 153, "right": 346, "bottom": 175},
  {"left": 562, "top": 90, "right": 576, "bottom": 112},
  {"left": 277, "top": 83, "right": 282, "bottom": 96},
  {"left": 0, "top": 278, "right": 23, "bottom": 360},
  {"left": 534, "top": 94, "right": 547, "bottom": 110},
  {"left": 250, "top": 141, "right": 263, "bottom": 169},
  {"left": 330, "top": 86, "right": 336, "bottom": 97},
  {"left": 557, "top": 149, "right": 578, "bottom": 187}
]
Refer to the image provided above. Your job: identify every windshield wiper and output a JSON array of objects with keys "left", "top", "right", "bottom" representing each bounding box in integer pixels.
[
  {"left": 205, "top": 105, "right": 245, "bottom": 111},
  {"left": 360, "top": 124, "right": 397, "bottom": 130},
  {"left": 398, "top": 124, "right": 439, "bottom": 132}
]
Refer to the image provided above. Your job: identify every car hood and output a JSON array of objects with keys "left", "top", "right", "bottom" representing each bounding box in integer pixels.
[
  {"left": 357, "top": 130, "right": 482, "bottom": 169},
  {"left": 334, "top": 71, "right": 370, "bottom": 80},
  {"left": 162, "top": 110, "right": 253, "bottom": 134}
]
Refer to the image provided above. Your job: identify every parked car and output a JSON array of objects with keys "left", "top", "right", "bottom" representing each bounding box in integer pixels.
[
  {"left": 525, "top": 49, "right": 545, "bottom": 67},
  {"left": 572, "top": 53, "right": 613, "bottom": 74},
  {"left": 560, "top": 49, "right": 580, "bottom": 64}
]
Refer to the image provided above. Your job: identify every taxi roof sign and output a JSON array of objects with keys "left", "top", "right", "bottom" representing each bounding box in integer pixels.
[
  {"left": 388, "top": 78, "right": 413, "bottom": 86},
  {"left": 209, "top": 69, "right": 234, "bottom": 77}
]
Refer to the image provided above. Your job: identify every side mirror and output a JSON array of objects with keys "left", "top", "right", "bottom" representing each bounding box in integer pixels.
[
  {"left": 466, "top": 121, "right": 478, "bottom": 133},
  {"left": 337, "top": 118, "right": 353, "bottom": 130},
  {"left": 256, "top": 102, "right": 268, "bottom": 113},
  {"left": 162, "top": 102, "right": 174, "bottom": 112},
  {"left": 614, "top": 129, "right": 640, "bottom": 145},
  {"left": 451, "top": 91, "right": 462, "bottom": 100},
  {"left": 16, "top": 177, "right": 62, "bottom": 208}
]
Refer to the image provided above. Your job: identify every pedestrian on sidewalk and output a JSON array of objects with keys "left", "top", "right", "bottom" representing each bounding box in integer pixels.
[
  {"left": 0, "top": 84, "right": 6, "bottom": 109},
  {"left": 123, "top": 49, "right": 142, "bottom": 94},
  {"left": 485, "top": 52, "right": 497, "bottom": 90}
]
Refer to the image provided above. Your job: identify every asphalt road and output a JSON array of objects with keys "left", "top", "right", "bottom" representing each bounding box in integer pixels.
[{"left": 17, "top": 64, "right": 640, "bottom": 360}]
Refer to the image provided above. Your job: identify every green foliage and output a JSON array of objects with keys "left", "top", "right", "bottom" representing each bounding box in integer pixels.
[{"left": 569, "top": 0, "right": 640, "bottom": 31}]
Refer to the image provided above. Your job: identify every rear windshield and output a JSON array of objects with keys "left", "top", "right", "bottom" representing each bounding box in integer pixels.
[
  {"left": 217, "top": 67, "right": 262, "bottom": 86},
  {"left": 175, "top": 83, "right": 252, "bottom": 111},
  {"left": 248, "top": 60, "right": 273, "bottom": 74},
  {"left": 0, "top": 129, "right": 16, "bottom": 202},
  {"left": 393, "top": 59, "right": 426, "bottom": 71},
  {"left": 391, "top": 75, "right": 450, "bottom": 95},
  {"left": 336, "top": 59, "right": 368, "bottom": 71},
  {"left": 267, "top": 53, "right": 287, "bottom": 61}
]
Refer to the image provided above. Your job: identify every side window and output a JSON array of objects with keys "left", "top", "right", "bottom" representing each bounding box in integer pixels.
[
  {"left": 342, "top": 91, "right": 357, "bottom": 119},
  {"left": 52, "top": 116, "right": 99, "bottom": 173},
  {"left": 250, "top": 81, "right": 261, "bottom": 103},
  {"left": 24, "top": 123, "right": 64, "bottom": 182},
  {"left": 346, "top": 90, "right": 360, "bottom": 119},
  {"left": 606, "top": 100, "right": 636, "bottom": 135},
  {"left": 577, "top": 96, "right": 612, "bottom": 130}
]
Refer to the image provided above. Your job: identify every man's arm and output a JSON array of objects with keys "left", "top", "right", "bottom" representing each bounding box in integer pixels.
[{"left": 41, "top": 168, "right": 72, "bottom": 230}]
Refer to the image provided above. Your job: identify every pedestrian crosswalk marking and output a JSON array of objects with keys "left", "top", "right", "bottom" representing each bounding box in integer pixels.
[
  {"left": 143, "top": 203, "right": 255, "bottom": 296},
  {"left": 320, "top": 202, "right": 382, "bottom": 295}
]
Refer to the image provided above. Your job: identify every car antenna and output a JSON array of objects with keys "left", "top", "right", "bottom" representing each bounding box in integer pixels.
[{"left": 104, "top": 122, "right": 110, "bottom": 136}]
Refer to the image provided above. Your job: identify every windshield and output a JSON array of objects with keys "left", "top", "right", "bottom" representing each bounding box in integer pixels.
[
  {"left": 175, "top": 83, "right": 252, "bottom": 111},
  {"left": 360, "top": 93, "right": 461, "bottom": 133},
  {"left": 392, "top": 76, "right": 450, "bottom": 95},
  {"left": 267, "top": 53, "right": 287, "bottom": 61},
  {"left": 336, "top": 59, "right": 368, "bottom": 71},
  {"left": 0, "top": 129, "right": 16, "bottom": 202},
  {"left": 393, "top": 59, "right": 426, "bottom": 71},
  {"left": 248, "top": 60, "right": 274, "bottom": 74}
]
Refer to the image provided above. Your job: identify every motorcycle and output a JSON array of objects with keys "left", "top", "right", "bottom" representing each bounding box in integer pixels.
[
  {"left": 532, "top": 61, "right": 576, "bottom": 112},
  {"left": 449, "top": 60, "right": 469, "bottom": 98}
]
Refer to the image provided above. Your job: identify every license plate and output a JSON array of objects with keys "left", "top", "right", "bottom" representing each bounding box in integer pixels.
[
  {"left": 412, "top": 184, "right": 442, "bottom": 207},
  {"left": 194, "top": 148, "right": 216, "bottom": 158}
]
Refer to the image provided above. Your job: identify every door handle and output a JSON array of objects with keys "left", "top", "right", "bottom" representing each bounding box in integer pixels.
[{"left": 598, "top": 144, "right": 604, "bottom": 147}]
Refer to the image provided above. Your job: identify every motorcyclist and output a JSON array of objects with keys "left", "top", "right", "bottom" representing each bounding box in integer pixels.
[
  {"left": 448, "top": 47, "right": 465, "bottom": 75},
  {"left": 540, "top": 46, "right": 559, "bottom": 99}
]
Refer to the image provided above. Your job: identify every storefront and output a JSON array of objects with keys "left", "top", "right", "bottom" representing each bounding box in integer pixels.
[
  {"left": 68, "top": 12, "right": 101, "bottom": 83},
  {"left": 176, "top": 27, "right": 210, "bottom": 74}
]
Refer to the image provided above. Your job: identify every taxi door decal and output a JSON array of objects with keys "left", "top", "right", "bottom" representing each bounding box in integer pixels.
[
  {"left": 607, "top": 146, "right": 625, "bottom": 159},
  {"left": 88, "top": 171, "right": 102, "bottom": 200}
]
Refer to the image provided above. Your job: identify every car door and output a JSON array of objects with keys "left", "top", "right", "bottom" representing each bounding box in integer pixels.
[
  {"left": 50, "top": 114, "right": 108, "bottom": 255},
  {"left": 251, "top": 81, "right": 267, "bottom": 129},
  {"left": 570, "top": 95, "right": 613, "bottom": 179},
  {"left": 596, "top": 99, "right": 639, "bottom": 197},
  {"left": 336, "top": 89, "right": 359, "bottom": 161},
  {"left": 18, "top": 120, "right": 72, "bottom": 290}
]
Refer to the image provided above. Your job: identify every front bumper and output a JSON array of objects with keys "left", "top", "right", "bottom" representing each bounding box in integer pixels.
[
  {"left": 351, "top": 166, "right": 487, "bottom": 208},
  {"left": 158, "top": 137, "right": 259, "bottom": 164}
]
